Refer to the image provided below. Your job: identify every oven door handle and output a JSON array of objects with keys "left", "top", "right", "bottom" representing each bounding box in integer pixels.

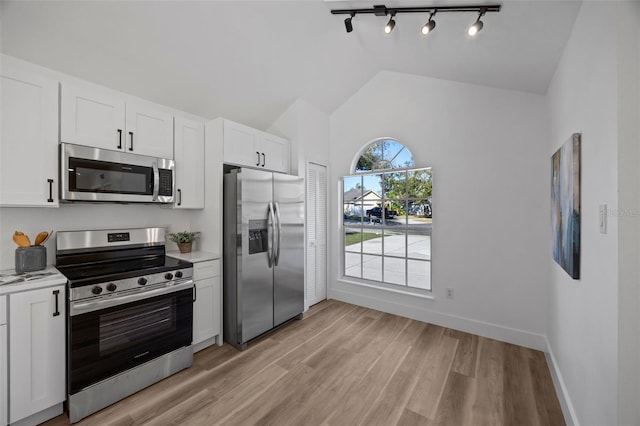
[{"left": 69, "top": 280, "right": 194, "bottom": 316}]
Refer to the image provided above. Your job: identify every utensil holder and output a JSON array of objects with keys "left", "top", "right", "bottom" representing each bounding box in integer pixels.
[{"left": 15, "top": 245, "right": 46, "bottom": 274}]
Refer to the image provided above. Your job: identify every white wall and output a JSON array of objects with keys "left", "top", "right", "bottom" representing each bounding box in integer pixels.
[
  {"left": 616, "top": 2, "right": 640, "bottom": 425},
  {"left": 268, "top": 98, "right": 331, "bottom": 176},
  {"left": 546, "top": 2, "right": 620, "bottom": 425},
  {"left": 190, "top": 119, "right": 224, "bottom": 257},
  {"left": 329, "top": 70, "right": 549, "bottom": 349}
]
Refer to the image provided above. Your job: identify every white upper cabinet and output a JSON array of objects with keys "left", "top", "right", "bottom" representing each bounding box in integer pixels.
[
  {"left": 61, "top": 83, "right": 174, "bottom": 158},
  {"left": 222, "top": 119, "right": 290, "bottom": 173},
  {"left": 60, "top": 83, "right": 125, "bottom": 151},
  {"left": 260, "top": 132, "right": 290, "bottom": 174},
  {"left": 125, "top": 103, "right": 174, "bottom": 159},
  {"left": 0, "top": 63, "right": 59, "bottom": 207},
  {"left": 223, "top": 120, "right": 261, "bottom": 168},
  {"left": 174, "top": 117, "right": 205, "bottom": 209}
]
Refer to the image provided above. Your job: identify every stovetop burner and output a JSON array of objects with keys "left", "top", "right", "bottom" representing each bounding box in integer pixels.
[
  {"left": 57, "top": 255, "right": 192, "bottom": 288},
  {"left": 56, "top": 227, "right": 193, "bottom": 288}
]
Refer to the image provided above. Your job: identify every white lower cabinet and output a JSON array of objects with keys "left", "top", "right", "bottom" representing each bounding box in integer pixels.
[
  {"left": 0, "top": 296, "right": 7, "bottom": 426},
  {"left": 192, "top": 259, "right": 222, "bottom": 350},
  {"left": 9, "top": 285, "right": 65, "bottom": 424}
]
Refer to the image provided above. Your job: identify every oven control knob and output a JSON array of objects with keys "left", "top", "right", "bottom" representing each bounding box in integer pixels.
[
  {"left": 138, "top": 277, "right": 148, "bottom": 286},
  {"left": 106, "top": 283, "right": 117, "bottom": 292},
  {"left": 91, "top": 286, "right": 103, "bottom": 295},
  {"left": 165, "top": 273, "right": 174, "bottom": 280},
  {"left": 175, "top": 271, "right": 183, "bottom": 278}
]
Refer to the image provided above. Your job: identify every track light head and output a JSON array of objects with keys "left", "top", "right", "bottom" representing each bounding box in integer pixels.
[
  {"left": 467, "top": 10, "right": 485, "bottom": 36},
  {"left": 345, "top": 14, "right": 354, "bottom": 33},
  {"left": 421, "top": 12, "right": 436, "bottom": 35},
  {"left": 467, "top": 19, "right": 483, "bottom": 36},
  {"left": 384, "top": 13, "right": 396, "bottom": 34}
]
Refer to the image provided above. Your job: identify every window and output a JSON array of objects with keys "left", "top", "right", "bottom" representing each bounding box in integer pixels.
[{"left": 342, "top": 139, "right": 432, "bottom": 292}]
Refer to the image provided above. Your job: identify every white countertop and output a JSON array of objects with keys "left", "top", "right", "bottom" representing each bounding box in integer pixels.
[
  {"left": 0, "top": 265, "right": 67, "bottom": 295},
  {"left": 166, "top": 250, "right": 220, "bottom": 263}
]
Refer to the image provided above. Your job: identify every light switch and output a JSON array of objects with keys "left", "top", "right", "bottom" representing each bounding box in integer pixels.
[{"left": 599, "top": 204, "right": 607, "bottom": 234}]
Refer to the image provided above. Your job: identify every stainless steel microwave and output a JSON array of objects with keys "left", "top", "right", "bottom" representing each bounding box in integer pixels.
[{"left": 60, "top": 143, "right": 175, "bottom": 203}]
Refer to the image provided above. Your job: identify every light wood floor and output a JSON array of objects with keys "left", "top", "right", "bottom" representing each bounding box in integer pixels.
[{"left": 44, "top": 300, "right": 565, "bottom": 426}]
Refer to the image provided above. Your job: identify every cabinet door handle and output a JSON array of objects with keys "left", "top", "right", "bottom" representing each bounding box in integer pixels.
[
  {"left": 256, "top": 151, "right": 260, "bottom": 167},
  {"left": 47, "top": 179, "right": 54, "bottom": 203},
  {"left": 261, "top": 152, "right": 265, "bottom": 167},
  {"left": 177, "top": 189, "right": 182, "bottom": 206},
  {"left": 53, "top": 290, "right": 60, "bottom": 317},
  {"left": 128, "top": 131, "right": 134, "bottom": 151},
  {"left": 117, "top": 129, "right": 123, "bottom": 149},
  {"left": 193, "top": 283, "right": 197, "bottom": 302}
]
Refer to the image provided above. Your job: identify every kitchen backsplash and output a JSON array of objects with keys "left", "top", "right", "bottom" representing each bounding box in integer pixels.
[{"left": 0, "top": 204, "right": 196, "bottom": 270}]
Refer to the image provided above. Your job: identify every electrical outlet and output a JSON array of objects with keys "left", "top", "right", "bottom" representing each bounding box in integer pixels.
[{"left": 446, "top": 288, "right": 454, "bottom": 299}]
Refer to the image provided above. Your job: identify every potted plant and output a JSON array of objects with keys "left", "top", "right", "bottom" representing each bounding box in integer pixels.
[{"left": 168, "top": 231, "right": 198, "bottom": 253}]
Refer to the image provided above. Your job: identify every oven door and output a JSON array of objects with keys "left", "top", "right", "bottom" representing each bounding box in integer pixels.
[{"left": 68, "top": 284, "right": 193, "bottom": 395}]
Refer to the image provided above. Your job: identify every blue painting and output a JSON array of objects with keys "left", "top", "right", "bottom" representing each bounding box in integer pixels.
[{"left": 551, "top": 133, "right": 581, "bottom": 279}]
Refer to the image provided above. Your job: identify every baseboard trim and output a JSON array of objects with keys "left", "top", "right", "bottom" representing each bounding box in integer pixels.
[
  {"left": 331, "top": 286, "right": 547, "bottom": 351},
  {"left": 544, "top": 337, "right": 579, "bottom": 426}
]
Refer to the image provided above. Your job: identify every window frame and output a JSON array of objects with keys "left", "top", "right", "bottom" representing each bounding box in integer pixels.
[
  {"left": 349, "top": 137, "right": 415, "bottom": 173},
  {"left": 340, "top": 139, "right": 432, "bottom": 295}
]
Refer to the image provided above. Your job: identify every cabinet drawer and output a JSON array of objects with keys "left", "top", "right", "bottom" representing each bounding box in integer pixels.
[
  {"left": 194, "top": 260, "right": 220, "bottom": 280},
  {"left": 0, "top": 295, "right": 5, "bottom": 325}
]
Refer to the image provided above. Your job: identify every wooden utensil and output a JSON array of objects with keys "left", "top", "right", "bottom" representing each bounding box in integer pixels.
[
  {"left": 34, "top": 231, "right": 49, "bottom": 246},
  {"left": 13, "top": 231, "right": 31, "bottom": 247},
  {"left": 39, "top": 230, "right": 54, "bottom": 246}
]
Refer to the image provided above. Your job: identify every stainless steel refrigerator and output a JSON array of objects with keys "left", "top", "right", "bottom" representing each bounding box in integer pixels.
[{"left": 223, "top": 167, "right": 305, "bottom": 350}]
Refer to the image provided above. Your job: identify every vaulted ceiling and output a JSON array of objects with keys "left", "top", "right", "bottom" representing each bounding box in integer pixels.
[{"left": 0, "top": 0, "right": 581, "bottom": 129}]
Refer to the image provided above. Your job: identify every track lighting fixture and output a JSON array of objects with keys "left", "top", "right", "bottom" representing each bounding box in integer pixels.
[
  {"left": 344, "top": 13, "right": 354, "bottom": 33},
  {"left": 421, "top": 12, "right": 436, "bottom": 35},
  {"left": 331, "top": 4, "right": 501, "bottom": 37},
  {"left": 384, "top": 13, "right": 396, "bottom": 34},
  {"left": 467, "top": 9, "right": 486, "bottom": 36}
]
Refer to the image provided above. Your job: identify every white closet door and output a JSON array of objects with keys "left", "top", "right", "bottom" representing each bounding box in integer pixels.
[{"left": 306, "top": 162, "right": 327, "bottom": 307}]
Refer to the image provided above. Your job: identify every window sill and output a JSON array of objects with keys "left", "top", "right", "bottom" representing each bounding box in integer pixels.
[{"left": 336, "top": 277, "right": 435, "bottom": 300}]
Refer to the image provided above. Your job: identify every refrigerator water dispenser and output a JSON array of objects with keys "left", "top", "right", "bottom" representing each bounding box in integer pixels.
[{"left": 248, "top": 220, "right": 268, "bottom": 254}]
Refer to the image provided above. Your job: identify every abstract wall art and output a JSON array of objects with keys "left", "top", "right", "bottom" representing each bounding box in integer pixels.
[{"left": 551, "top": 133, "right": 581, "bottom": 279}]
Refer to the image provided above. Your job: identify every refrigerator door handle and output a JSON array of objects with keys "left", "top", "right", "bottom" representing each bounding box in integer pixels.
[
  {"left": 267, "top": 201, "right": 275, "bottom": 268},
  {"left": 274, "top": 201, "right": 282, "bottom": 266}
]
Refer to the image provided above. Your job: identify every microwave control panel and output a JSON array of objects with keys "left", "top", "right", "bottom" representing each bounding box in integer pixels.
[{"left": 158, "top": 169, "right": 173, "bottom": 196}]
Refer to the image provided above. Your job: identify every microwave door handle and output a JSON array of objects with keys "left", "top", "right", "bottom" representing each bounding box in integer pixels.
[{"left": 152, "top": 162, "right": 159, "bottom": 201}]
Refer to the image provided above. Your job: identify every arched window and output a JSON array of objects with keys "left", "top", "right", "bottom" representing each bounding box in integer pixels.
[
  {"left": 353, "top": 138, "right": 415, "bottom": 172},
  {"left": 342, "top": 139, "right": 432, "bottom": 292}
]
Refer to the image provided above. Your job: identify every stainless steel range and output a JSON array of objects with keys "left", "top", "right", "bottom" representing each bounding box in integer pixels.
[{"left": 56, "top": 227, "right": 194, "bottom": 423}]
